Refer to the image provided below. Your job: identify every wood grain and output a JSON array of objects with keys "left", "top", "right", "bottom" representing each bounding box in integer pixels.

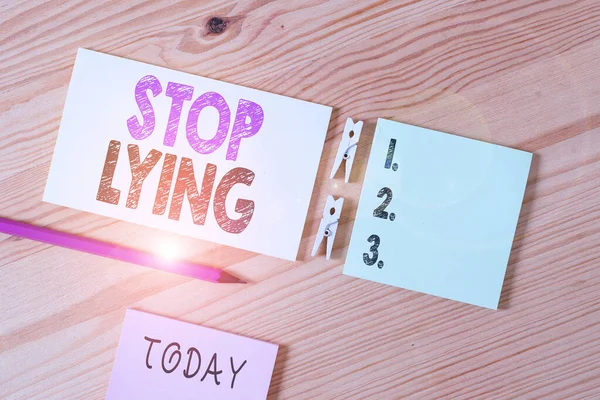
[{"left": 1, "top": 0, "right": 600, "bottom": 398}]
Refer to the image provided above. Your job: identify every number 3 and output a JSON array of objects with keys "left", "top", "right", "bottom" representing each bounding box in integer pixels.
[{"left": 363, "top": 234, "right": 380, "bottom": 266}]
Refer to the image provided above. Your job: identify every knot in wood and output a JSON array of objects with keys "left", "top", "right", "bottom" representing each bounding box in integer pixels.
[{"left": 207, "top": 17, "right": 227, "bottom": 34}]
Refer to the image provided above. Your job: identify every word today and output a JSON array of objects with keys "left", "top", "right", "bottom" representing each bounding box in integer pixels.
[{"left": 144, "top": 336, "right": 247, "bottom": 389}]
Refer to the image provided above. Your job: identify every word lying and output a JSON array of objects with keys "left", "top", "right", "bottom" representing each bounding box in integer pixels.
[
  {"left": 144, "top": 336, "right": 248, "bottom": 389},
  {"left": 97, "top": 141, "right": 254, "bottom": 234}
]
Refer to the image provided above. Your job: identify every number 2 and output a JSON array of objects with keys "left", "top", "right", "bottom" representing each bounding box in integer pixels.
[
  {"left": 363, "top": 234, "right": 380, "bottom": 266},
  {"left": 373, "top": 187, "right": 392, "bottom": 219}
]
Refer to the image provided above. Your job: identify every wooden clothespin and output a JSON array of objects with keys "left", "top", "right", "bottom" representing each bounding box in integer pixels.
[
  {"left": 311, "top": 195, "right": 344, "bottom": 259},
  {"left": 330, "top": 118, "right": 363, "bottom": 183}
]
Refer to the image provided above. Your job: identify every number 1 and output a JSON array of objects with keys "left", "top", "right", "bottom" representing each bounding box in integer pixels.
[{"left": 384, "top": 139, "right": 396, "bottom": 169}]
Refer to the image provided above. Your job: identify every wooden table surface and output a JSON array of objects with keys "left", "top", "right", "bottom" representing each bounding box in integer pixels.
[{"left": 1, "top": 1, "right": 600, "bottom": 399}]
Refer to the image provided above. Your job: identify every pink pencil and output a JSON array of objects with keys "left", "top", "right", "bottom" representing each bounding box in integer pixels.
[{"left": 0, "top": 217, "right": 245, "bottom": 284}]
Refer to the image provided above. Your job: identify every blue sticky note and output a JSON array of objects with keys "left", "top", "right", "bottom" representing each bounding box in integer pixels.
[{"left": 344, "top": 119, "right": 532, "bottom": 309}]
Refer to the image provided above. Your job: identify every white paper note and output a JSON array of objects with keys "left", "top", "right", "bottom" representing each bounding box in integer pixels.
[
  {"left": 106, "top": 309, "right": 278, "bottom": 400},
  {"left": 44, "top": 49, "right": 332, "bottom": 260}
]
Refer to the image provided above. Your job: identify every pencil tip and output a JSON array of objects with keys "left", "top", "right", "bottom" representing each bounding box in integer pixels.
[{"left": 217, "top": 271, "right": 247, "bottom": 284}]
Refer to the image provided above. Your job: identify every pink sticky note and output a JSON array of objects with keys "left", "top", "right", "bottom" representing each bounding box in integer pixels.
[{"left": 106, "top": 309, "right": 279, "bottom": 400}]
